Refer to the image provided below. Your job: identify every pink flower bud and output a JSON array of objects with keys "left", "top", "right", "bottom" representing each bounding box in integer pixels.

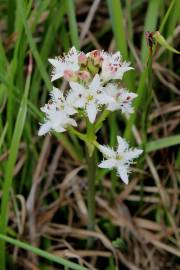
[
  {"left": 78, "top": 71, "right": 91, "bottom": 81},
  {"left": 89, "top": 50, "right": 102, "bottom": 65},
  {"left": 78, "top": 53, "right": 87, "bottom": 65},
  {"left": 64, "top": 70, "right": 75, "bottom": 80}
]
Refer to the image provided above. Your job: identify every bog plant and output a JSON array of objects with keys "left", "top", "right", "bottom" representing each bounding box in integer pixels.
[{"left": 38, "top": 47, "right": 142, "bottom": 230}]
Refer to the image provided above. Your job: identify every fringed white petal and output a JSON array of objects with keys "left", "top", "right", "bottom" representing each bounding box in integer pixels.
[
  {"left": 38, "top": 122, "right": 51, "bottom": 136},
  {"left": 98, "top": 159, "right": 117, "bottom": 169},
  {"left": 117, "top": 136, "right": 129, "bottom": 153},
  {"left": 124, "top": 149, "right": 143, "bottom": 161},
  {"left": 117, "top": 165, "right": 129, "bottom": 184},
  {"left": 98, "top": 145, "right": 116, "bottom": 158}
]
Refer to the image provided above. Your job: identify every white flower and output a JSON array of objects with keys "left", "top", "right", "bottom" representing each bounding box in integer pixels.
[
  {"left": 50, "top": 87, "right": 77, "bottom": 115},
  {"left": 38, "top": 92, "right": 77, "bottom": 136},
  {"left": 98, "top": 136, "right": 143, "bottom": 184},
  {"left": 101, "top": 51, "right": 133, "bottom": 82},
  {"left": 69, "top": 74, "right": 110, "bottom": 123},
  {"left": 48, "top": 47, "right": 79, "bottom": 82},
  {"left": 103, "top": 83, "right": 137, "bottom": 114}
]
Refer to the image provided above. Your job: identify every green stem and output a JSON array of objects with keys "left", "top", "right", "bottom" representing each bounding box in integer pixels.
[
  {"left": 87, "top": 148, "right": 96, "bottom": 230},
  {"left": 68, "top": 126, "right": 87, "bottom": 142},
  {"left": 142, "top": 49, "right": 153, "bottom": 144},
  {"left": 95, "top": 110, "right": 109, "bottom": 132},
  {"left": 86, "top": 120, "right": 96, "bottom": 247},
  {"left": 86, "top": 147, "right": 96, "bottom": 247}
]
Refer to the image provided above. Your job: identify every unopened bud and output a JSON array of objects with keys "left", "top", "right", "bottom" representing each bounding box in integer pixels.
[
  {"left": 89, "top": 50, "right": 102, "bottom": 65},
  {"left": 64, "top": 70, "right": 76, "bottom": 81},
  {"left": 78, "top": 71, "right": 91, "bottom": 82},
  {"left": 78, "top": 53, "right": 87, "bottom": 65}
]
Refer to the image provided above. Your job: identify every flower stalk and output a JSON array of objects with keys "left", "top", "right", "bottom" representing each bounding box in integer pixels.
[
  {"left": 86, "top": 146, "right": 96, "bottom": 246},
  {"left": 86, "top": 120, "right": 96, "bottom": 243}
]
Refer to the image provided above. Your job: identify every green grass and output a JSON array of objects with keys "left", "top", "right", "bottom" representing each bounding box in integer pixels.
[
  {"left": 106, "top": 0, "right": 134, "bottom": 89},
  {"left": 66, "top": 0, "right": 80, "bottom": 50},
  {"left": 0, "top": 234, "right": 87, "bottom": 270},
  {"left": 0, "top": 54, "right": 31, "bottom": 269},
  {"left": 146, "top": 135, "right": 180, "bottom": 153},
  {"left": 124, "top": 0, "right": 177, "bottom": 143},
  {"left": 140, "top": 0, "right": 162, "bottom": 64}
]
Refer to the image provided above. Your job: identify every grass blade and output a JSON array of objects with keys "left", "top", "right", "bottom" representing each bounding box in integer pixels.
[
  {"left": 146, "top": 135, "right": 180, "bottom": 153},
  {"left": 18, "top": 0, "right": 51, "bottom": 90},
  {"left": 106, "top": 0, "right": 128, "bottom": 59},
  {"left": 159, "top": 0, "right": 176, "bottom": 33},
  {"left": 66, "top": 0, "right": 80, "bottom": 50},
  {"left": 140, "top": 0, "right": 162, "bottom": 63},
  {"left": 124, "top": 67, "right": 148, "bottom": 142},
  {"left": 30, "top": 1, "right": 66, "bottom": 103},
  {"left": 106, "top": 0, "right": 133, "bottom": 89},
  {"left": 0, "top": 40, "right": 7, "bottom": 72},
  {"left": 0, "top": 234, "right": 87, "bottom": 270},
  {"left": 166, "top": 0, "right": 180, "bottom": 37},
  {"left": 0, "top": 123, "right": 8, "bottom": 151}
]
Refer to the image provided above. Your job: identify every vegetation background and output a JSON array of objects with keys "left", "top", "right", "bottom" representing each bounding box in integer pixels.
[{"left": 0, "top": 0, "right": 180, "bottom": 269}]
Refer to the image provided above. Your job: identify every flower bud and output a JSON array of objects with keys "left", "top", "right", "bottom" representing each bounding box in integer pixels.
[
  {"left": 89, "top": 50, "right": 102, "bottom": 65},
  {"left": 64, "top": 70, "right": 76, "bottom": 81},
  {"left": 77, "top": 71, "right": 91, "bottom": 82},
  {"left": 78, "top": 53, "right": 87, "bottom": 65}
]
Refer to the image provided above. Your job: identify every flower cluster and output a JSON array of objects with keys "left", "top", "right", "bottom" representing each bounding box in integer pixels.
[{"left": 38, "top": 47, "right": 142, "bottom": 183}]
